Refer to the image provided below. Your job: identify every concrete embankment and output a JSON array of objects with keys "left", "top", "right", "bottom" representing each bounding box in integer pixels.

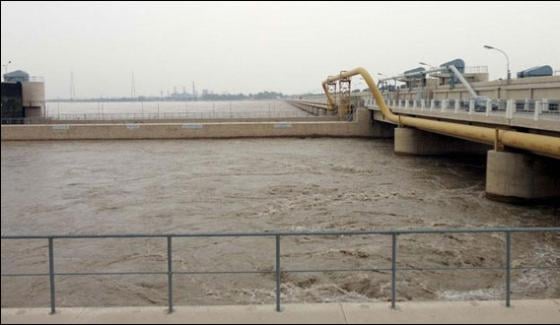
[{"left": 2, "top": 300, "right": 558, "bottom": 324}]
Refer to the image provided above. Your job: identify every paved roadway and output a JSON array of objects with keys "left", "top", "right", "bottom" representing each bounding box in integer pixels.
[{"left": 2, "top": 300, "right": 559, "bottom": 324}]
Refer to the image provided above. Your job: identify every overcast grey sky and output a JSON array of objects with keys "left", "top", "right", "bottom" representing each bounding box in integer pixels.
[{"left": 2, "top": 1, "right": 559, "bottom": 98}]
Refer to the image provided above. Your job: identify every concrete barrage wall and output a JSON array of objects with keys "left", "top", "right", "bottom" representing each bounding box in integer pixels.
[{"left": 1, "top": 108, "right": 385, "bottom": 141}]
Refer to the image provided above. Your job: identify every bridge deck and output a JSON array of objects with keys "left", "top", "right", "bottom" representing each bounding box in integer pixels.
[
  {"left": 286, "top": 99, "right": 560, "bottom": 133},
  {"left": 368, "top": 105, "right": 560, "bottom": 132}
]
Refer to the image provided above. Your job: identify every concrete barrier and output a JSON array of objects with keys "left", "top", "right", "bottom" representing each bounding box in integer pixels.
[{"left": 1, "top": 108, "right": 388, "bottom": 141}]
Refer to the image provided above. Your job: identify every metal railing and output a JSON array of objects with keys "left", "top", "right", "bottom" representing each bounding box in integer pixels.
[
  {"left": 1, "top": 227, "right": 559, "bottom": 314},
  {"left": 0, "top": 100, "right": 320, "bottom": 125},
  {"left": 368, "top": 96, "right": 560, "bottom": 122},
  {"left": 0, "top": 110, "right": 319, "bottom": 125}
]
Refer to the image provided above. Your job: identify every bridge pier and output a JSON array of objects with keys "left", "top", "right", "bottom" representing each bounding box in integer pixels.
[
  {"left": 370, "top": 119, "right": 394, "bottom": 138},
  {"left": 348, "top": 108, "right": 395, "bottom": 138},
  {"left": 486, "top": 150, "right": 560, "bottom": 202},
  {"left": 394, "top": 127, "right": 488, "bottom": 155}
]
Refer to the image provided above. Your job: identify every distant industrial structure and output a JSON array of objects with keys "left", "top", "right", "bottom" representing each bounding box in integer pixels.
[
  {"left": 365, "top": 59, "right": 559, "bottom": 121},
  {"left": 377, "top": 59, "right": 557, "bottom": 103},
  {"left": 1, "top": 70, "right": 45, "bottom": 123}
]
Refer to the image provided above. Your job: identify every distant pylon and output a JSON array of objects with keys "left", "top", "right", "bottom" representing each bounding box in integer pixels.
[
  {"left": 70, "top": 71, "right": 76, "bottom": 100},
  {"left": 131, "top": 72, "right": 136, "bottom": 98}
]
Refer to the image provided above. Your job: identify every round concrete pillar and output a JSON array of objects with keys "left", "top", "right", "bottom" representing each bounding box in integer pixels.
[{"left": 486, "top": 150, "right": 560, "bottom": 202}]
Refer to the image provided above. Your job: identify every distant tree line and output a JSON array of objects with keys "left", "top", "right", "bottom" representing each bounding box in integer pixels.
[{"left": 200, "top": 91, "right": 285, "bottom": 101}]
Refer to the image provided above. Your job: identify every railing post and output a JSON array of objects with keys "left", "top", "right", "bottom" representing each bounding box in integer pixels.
[
  {"left": 167, "top": 236, "right": 174, "bottom": 313},
  {"left": 275, "top": 235, "right": 281, "bottom": 312},
  {"left": 534, "top": 101, "right": 542, "bottom": 121},
  {"left": 391, "top": 233, "right": 398, "bottom": 309},
  {"left": 505, "top": 232, "right": 512, "bottom": 307},
  {"left": 506, "top": 99, "right": 514, "bottom": 119},
  {"left": 48, "top": 237, "right": 56, "bottom": 314}
]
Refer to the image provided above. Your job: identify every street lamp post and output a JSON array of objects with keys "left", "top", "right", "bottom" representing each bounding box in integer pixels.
[
  {"left": 484, "top": 45, "right": 511, "bottom": 81},
  {"left": 2, "top": 60, "right": 12, "bottom": 80}
]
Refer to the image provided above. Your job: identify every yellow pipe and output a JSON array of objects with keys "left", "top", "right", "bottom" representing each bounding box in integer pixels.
[
  {"left": 322, "top": 67, "right": 560, "bottom": 159},
  {"left": 322, "top": 80, "right": 336, "bottom": 110}
]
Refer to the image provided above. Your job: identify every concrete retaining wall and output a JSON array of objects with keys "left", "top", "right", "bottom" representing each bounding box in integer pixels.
[{"left": 1, "top": 108, "right": 381, "bottom": 141}]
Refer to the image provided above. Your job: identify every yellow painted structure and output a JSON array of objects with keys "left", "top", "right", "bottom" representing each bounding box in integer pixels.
[{"left": 322, "top": 67, "right": 560, "bottom": 159}]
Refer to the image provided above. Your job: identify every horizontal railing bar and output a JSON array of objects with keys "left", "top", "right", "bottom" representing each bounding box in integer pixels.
[
  {"left": 399, "top": 266, "right": 507, "bottom": 272},
  {"left": 285, "top": 267, "right": 510, "bottom": 273},
  {"left": 511, "top": 266, "right": 560, "bottom": 270},
  {"left": 1, "top": 273, "right": 49, "bottom": 277},
  {"left": 286, "top": 268, "right": 392, "bottom": 273},
  {"left": 3, "top": 265, "right": 558, "bottom": 278},
  {"left": 1, "top": 271, "right": 274, "bottom": 277},
  {"left": 54, "top": 271, "right": 166, "bottom": 276},
  {"left": 2, "top": 227, "right": 559, "bottom": 240},
  {"left": 173, "top": 271, "right": 273, "bottom": 275},
  {"left": 3, "top": 266, "right": 558, "bottom": 278},
  {"left": 396, "top": 266, "right": 559, "bottom": 271}
]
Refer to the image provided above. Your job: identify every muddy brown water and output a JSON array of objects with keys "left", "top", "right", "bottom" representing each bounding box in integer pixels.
[{"left": 1, "top": 138, "right": 558, "bottom": 307}]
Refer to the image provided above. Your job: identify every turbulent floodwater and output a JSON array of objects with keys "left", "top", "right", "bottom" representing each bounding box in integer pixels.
[{"left": 1, "top": 138, "right": 559, "bottom": 307}]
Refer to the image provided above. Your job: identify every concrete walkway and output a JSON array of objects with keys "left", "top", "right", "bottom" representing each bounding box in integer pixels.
[{"left": 2, "top": 300, "right": 559, "bottom": 324}]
